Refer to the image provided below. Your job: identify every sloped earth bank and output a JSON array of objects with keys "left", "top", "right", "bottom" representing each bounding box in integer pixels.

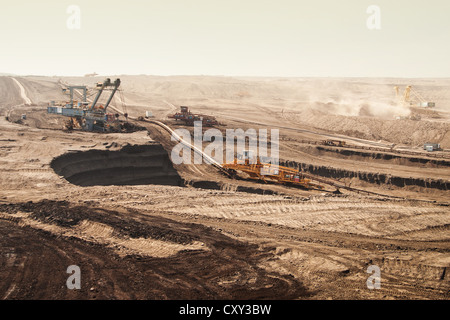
[
  {"left": 50, "top": 143, "right": 281, "bottom": 195},
  {"left": 50, "top": 144, "right": 183, "bottom": 187},
  {"left": 0, "top": 200, "right": 309, "bottom": 300},
  {"left": 280, "top": 160, "right": 449, "bottom": 191}
]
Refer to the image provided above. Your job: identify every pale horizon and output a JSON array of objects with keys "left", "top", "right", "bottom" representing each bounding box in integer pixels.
[{"left": 1, "top": 0, "right": 449, "bottom": 78}]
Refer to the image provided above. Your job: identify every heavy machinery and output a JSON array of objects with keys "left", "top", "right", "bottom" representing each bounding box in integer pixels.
[
  {"left": 222, "top": 151, "right": 391, "bottom": 195},
  {"left": 222, "top": 151, "right": 324, "bottom": 190},
  {"left": 322, "top": 140, "right": 346, "bottom": 147},
  {"left": 169, "top": 106, "right": 218, "bottom": 127},
  {"left": 423, "top": 143, "right": 441, "bottom": 152},
  {"left": 395, "top": 85, "right": 435, "bottom": 108},
  {"left": 148, "top": 119, "right": 386, "bottom": 196},
  {"left": 48, "top": 78, "right": 122, "bottom": 132}
]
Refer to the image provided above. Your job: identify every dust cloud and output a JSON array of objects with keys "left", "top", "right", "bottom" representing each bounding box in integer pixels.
[{"left": 305, "top": 81, "right": 410, "bottom": 119}]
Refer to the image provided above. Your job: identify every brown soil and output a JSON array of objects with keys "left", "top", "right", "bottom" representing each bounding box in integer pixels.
[
  {"left": 0, "top": 200, "right": 309, "bottom": 299},
  {"left": 0, "top": 75, "right": 449, "bottom": 300}
]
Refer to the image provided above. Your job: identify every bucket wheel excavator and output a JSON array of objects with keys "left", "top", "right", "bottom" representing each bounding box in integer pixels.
[{"left": 48, "top": 78, "right": 122, "bottom": 132}]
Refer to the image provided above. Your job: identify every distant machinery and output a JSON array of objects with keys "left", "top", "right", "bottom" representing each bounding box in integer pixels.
[
  {"left": 169, "top": 106, "right": 218, "bottom": 127},
  {"left": 145, "top": 111, "right": 153, "bottom": 118},
  {"left": 423, "top": 143, "right": 441, "bottom": 152},
  {"left": 322, "top": 140, "right": 346, "bottom": 147},
  {"left": 48, "top": 78, "right": 122, "bottom": 132},
  {"left": 61, "top": 85, "right": 88, "bottom": 107},
  {"left": 395, "top": 85, "right": 435, "bottom": 108}
]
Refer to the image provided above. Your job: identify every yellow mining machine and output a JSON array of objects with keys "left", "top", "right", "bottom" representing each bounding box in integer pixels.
[{"left": 395, "top": 85, "right": 435, "bottom": 108}]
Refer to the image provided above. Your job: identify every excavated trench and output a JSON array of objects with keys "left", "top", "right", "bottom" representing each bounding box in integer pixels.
[
  {"left": 51, "top": 144, "right": 183, "bottom": 187},
  {"left": 313, "top": 146, "right": 450, "bottom": 168},
  {"left": 51, "top": 142, "right": 448, "bottom": 195},
  {"left": 280, "top": 159, "right": 450, "bottom": 191},
  {"left": 50, "top": 144, "right": 280, "bottom": 195}
]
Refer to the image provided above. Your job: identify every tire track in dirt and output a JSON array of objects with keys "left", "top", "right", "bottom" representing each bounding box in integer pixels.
[
  {"left": 0, "top": 200, "right": 311, "bottom": 299},
  {"left": 141, "top": 190, "right": 449, "bottom": 238},
  {"left": 11, "top": 78, "right": 32, "bottom": 105},
  {"left": 170, "top": 212, "right": 449, "bottom": 299}
]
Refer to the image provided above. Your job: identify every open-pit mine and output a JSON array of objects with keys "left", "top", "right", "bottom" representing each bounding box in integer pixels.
[{"left": 0, "top": 75, "right": 449, "bottom": 300}]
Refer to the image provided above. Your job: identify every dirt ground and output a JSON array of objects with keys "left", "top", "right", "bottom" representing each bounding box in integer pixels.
[{"left": 0, "top": 75, "right": 449, "bottom": 300}]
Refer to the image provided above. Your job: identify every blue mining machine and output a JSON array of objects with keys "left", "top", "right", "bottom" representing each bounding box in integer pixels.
[{"left": 47, "top": 78, "right": 124, "bottom": 132}]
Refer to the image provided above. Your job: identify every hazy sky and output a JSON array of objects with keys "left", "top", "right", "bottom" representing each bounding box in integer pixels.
[{"left": 1, "top": 0, "right": 449, "bottom": 77}]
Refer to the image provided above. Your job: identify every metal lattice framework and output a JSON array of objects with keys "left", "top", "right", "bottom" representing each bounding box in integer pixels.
[{"left": 222, "top": 157, "right": 324, "bottom": 190}]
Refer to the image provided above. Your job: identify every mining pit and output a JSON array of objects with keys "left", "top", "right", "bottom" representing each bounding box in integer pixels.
[
  {"left": 0, "top": 75, "right": 449, "bottom": 300},
  {"left": 50, "top": 144, "right": 183, "bottom": 187}
]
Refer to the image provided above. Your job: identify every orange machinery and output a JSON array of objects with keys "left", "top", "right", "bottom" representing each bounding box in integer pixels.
[{"left": 222, "top": 152, "right": 324, "bottom": 190}]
